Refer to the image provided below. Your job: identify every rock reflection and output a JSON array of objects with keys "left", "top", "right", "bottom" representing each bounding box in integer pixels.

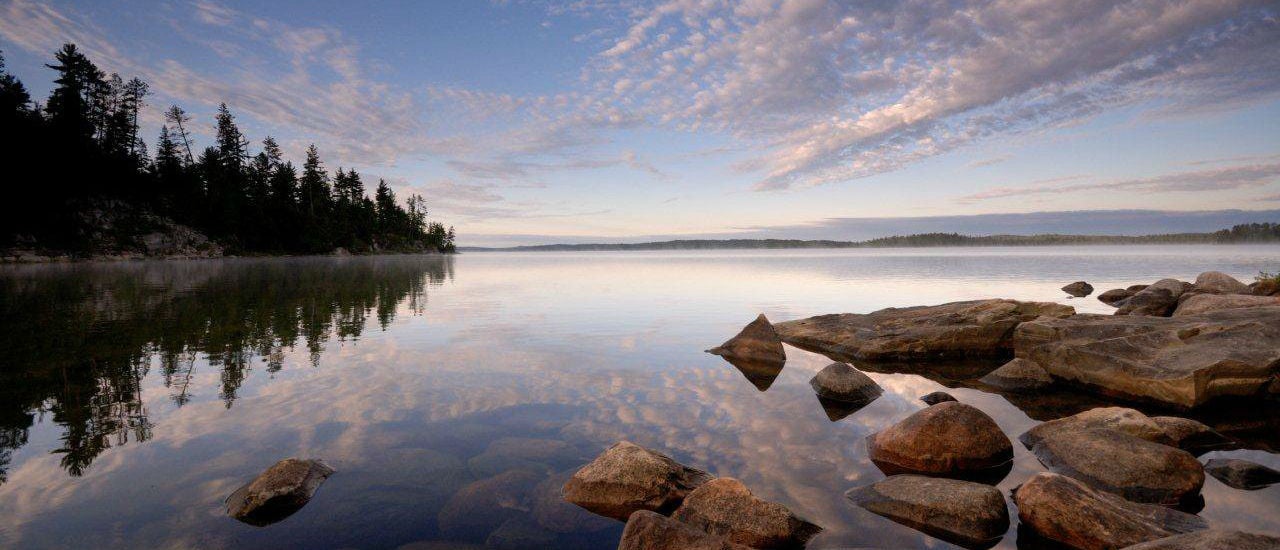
[
  {"left": 720, "top": 356, "right": 786, "bottom": 391},
  {"left": 816, "top": 395, "right": 877, "bottom": 422}
]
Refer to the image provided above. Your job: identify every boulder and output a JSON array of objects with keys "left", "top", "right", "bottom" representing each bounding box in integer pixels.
[
  {"left": 1014, "top": 472, "right": 1208, "bottom": 550},
  {"left": 1063, "top": 281, "right": 1094, "bottom": 297},
  {"left": 809, "top": 363, "right": 883, "bottom": 404},
  {"left": 867, "top": 402, "right": 1013, "bottom": 479},
  {"left": 1150, "top": 416, "right": 1235, "bottom": 455},
  {"left": 1027, "top": 428, "right": 1204, "bottom": 505},
  {"left": 562, "top": 441, "right": 713, "bottom": 521},
  {"left": 1172, "top": 294, "right": 1280, "bottom": 316},
  {"left": 1203, "top": 458, "right": 1280, "bottom": 490},
  {"left": 920, "top": 391, "right": 957, "bottom": 405},
  {"left": 1099, "top": 287, "right": 1140, "bottom": 307},
  {"left": 979, "top": 358, "right": 1053, "bottom": 392},
  {"left": 775, "top": 299, "right": 1074, "bottom": 362},
  {"left": 225, "top": 458, "right": 335, "bottom": 526},
  {"left": 1019, "top": 407, "right": 1173, "bottom": 449},
  {"left": 1013, "top": 307, "right": 1280, "bottom": 408},
  {"left": 672, "top": 477, "right": 821, "bottom": 549},
  {"left": 707, "top": 314, "right": 786, "bottom": 369},
  {"left": 618, "top": 510, "right": 753, "bottom": 550},
  {"left": 846, "top": 475, "right": 1009, "bottom": 549},
  {"left": 1192, "top": 271, "right": 1249, "bottom": 295},
  {"left": 1116, "top": 279, "right": 1190, "bottom": 316},
  {"left": 1120, "top": 530, "right": 1280, "bottom": 549}
]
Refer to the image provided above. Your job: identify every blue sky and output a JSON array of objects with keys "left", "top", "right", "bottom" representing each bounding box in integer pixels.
[{"left": 2, "top": 0, "right": 1279, "bottom": 246}]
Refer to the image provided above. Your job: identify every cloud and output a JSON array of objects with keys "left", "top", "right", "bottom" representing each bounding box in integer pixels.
[
  {"left": 967, "top": 155, "right": 1012, "bottom": 169},
  {"left": 447, "top": 150, "right": 666, "bottom": 180},
  {"left": 958, "top": 161, "right": 1280, "bottom": 203}
]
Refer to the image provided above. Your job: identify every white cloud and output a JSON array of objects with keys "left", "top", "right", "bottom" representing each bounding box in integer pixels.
[{"left": 958, "top": 161, "right": 1280, "bottom": 203}]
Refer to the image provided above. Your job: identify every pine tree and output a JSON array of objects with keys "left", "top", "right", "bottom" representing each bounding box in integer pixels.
[{"left": 163, "top": 105, "right": 195, "bottom": 164}]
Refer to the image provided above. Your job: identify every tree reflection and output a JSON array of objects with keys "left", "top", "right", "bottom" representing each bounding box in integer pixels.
[{"left": 0, "top": 256, "right": 453, "bottom": 481}]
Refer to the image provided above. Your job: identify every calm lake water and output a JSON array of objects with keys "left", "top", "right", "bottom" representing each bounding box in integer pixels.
[{"left": 1, "top": 246, "right": 1279, "bottom": 549}]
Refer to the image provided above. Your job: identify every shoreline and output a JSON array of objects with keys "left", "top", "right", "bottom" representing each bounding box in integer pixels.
[{"left": 0, "top": 249, "right": 455, "bottom": 265}]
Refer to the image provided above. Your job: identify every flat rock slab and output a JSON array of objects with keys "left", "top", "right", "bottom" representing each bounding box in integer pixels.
[
  {"left": 1173, "top": 294, "right": 1280, "bottom": 317},
  {"left": 1028, "top": 428, "right": 1204, "bottom": 506},
  {"left": 846, "top": 475, "right": 1009, "bottom": 549},
  {"left": 672, "top": 477, "right": 821, "bottom": 549},
  {"left": 1203, "top": 458, "right": 1280, "bottom": 490},
  {"left": 1120, "top": 529, "right": 1280, "bottom": 549},
  {"left": 225, "top": 458, "right": 334, "bottom": 526},
  {"left": 1014, "top": 473, "right": 1207, "bottom": 550},
  {"left": 979, "top": 358, "right": 1053, "bottom": 392},
  {"left": 1019, "top": 407, "right": 1173, "bottom": 449},
  {"left": 775, "top": 299, "right": 1074, "bottom": 362},
  {"left": 867, "top": 402, "right": 1013, "bottom": 480},
  {"left": 563, "top": 441, "right": 713, "bottom": 521},
  {"left": 1013, "top": 307, "right": 1280, "bottom": 408},
  {"left": 810, "top": 362, "right": 882, "bottom": 404},
  {"left": 618, "top": 510, "right": 753, "bottom": 550}
]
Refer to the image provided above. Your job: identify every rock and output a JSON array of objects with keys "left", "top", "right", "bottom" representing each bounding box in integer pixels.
[
  {"left": 225, "top": 458, "right": 335, "bottom": 526},
  {"left": 810, "top": 363, "right": 883, "bottom": 404},
  {"left": 618, "top": 510, "right": 753, "bottom": 550},
  {"left": 1203, "top": 458, "right": 1280, "bottom": 490},
  {"left": 1019, "top": 407, "right": 1173, "bottom": 449},
  {"left": 562, "top": 441, "right": 713, "bottom": 521},
  {"left": 1099, "top": 287, "right": 1140, "bottom": 307},
  {"left": 1013, "top": 307, "right": 1280, "bottom": 408},
  {"left": 1116, "top": 279, "right": 1190, "bottom": 316},
  {"left": 707, "top": 314, "right": 786, "bottom": 369},
  {"left": 1120, "top": 529, "right": 1280, "bottom": 549},
  {"left": 1172, "top": 293, "right": 1280, "bottom": 316},
  {"left": 920, "top": 391, "right": 957, "bottom": 405},
  {"left": 979, "top": 358, "right": 1053, "bottom": 392},
  {"left": 775, "top": 299, "right": 1074, "bottom": 362},
  {"left": 1014, "top": 472, "right": 1208, "bottom": 550},
  {"left": 672, "top": 477, "right": 821, "bottom": 549},
  {"left": 438, "top": 470, "right": 542, "bottom": 540},
  {"left": 1063, "top": 281, "right": 1094, "bottom": 297},
  {"left": 531, "top": 473, "right": 615, "bottom": 534},
  {"left": 867, "top": 402, "right": 1013, "bottom": 479},
  {"left": 1027, "top": 428, "right": 1204, "bottom": 505},
  {"left": 846, "top": 475, "right": 1009, "bottom": 549},
  {"left": 1192, "top": 271, "right": 1249, "bottom": 295},
  {"left": 1150, "top": 417, "right": 1235, "bottom": 455}
]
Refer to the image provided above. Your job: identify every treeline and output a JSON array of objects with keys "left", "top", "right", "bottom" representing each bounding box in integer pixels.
[
  {"left": 0, "top": 44, "right": 454, "bottom": 255},
  {"left": 464, "top": 223, "right": 1280, "bottom": 251}
]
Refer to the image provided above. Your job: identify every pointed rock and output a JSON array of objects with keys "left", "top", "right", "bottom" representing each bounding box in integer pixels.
[
  {"left": 867, "top": 402, "right": 1013, "bottom": 480},
  {"left": 1203, "top": 458, "right": 1280, "bottom": 490},
  {"left": 225, "top": 458, "right": 334, "bottom": 526},
  {"left": 707, "top": 314, "right": 786, "bottom": 367},
  {"left": 618, "top": 511, "right": 752, "bottom": 550},
  {"left": 847, "top": 475, "right": 1008, "bottom": 549},
  {"left": 1014, "top": 473, "right": 1207, "bottom": 550},
  {"left": 810, "top": 362, "right": 882, "bottom": 404},
  {"left": 563, "top": 441, "right": 712, "bottom": 521}
]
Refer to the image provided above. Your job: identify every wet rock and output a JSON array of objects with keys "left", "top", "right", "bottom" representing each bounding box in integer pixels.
[
  {"left": 707, "top": 314, "right": 786, "bottom": 369},
  {"left": 1150, "top": 416, "right": 1235, "bottom": 455},
  {"left": 672, "top": 477, "right": 821, "bottom": 549},
  {"left": 1203, "top": 458, "right": 1280, "bottom": 490},
  {"left": 775, "top": 299, "right": 1074, "bottom": 362},
  {"left": 437, "top": 470, "right": 541, "bottom": 540},
  {"left": 1028, "top": 428, "right": 1204, "bottom": 505},
  {"left": 1172, "top": 293, "right": 1280, "bottom": 316},
  {"left": 531, "top": 472, "right": 615, "bottom": 534},
  {"left": 1192, "top": 271, "right": 1249, "bottom": 295},
  {"left": 618, "top": 510, "right": 752, "bottom": 550},
  {"left": 979, "top": 358, "right": 1053, "bottom": 392},
  {"left": 867, "top": 402, "right": 1013, "bottom": 479},
  {"left": 1063, "top": 281, "right": 1094, "bottom": 297},
  {"left": 846, "top": 474, "right": 1008, "bottom": 549},
  {"left": 1020, "top": 407, "right": 1173, "bottom": 449},
  {"left": 225, "top": 458, "right": 335, "bottom": 526},
  {"left": 1120, "top": 529, "right": 1280, "bottom": 549},
  {"left": 563, "top": 441, "right": 713, "bottom": 521},
  {"left": 1099, "top": 287, "right": 1140, "bottom": 307},
  {"left": 1014, "top": 472, "right": 1208, "bottom": 550},
  {"left": 920, "top": 391, "right": 957, "bottom": 405},
  {"left": 810, "top": 363, "right": 883, "bottom": 404},
  {"left": 1116, "top": 279, "right": 1191, "bottom": 316},
  {"left": 1013, "top": 307, "right": 1280, "bottom": 408}
]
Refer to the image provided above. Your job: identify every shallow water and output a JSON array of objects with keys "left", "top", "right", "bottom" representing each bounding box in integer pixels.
[{"left": 0, "top": 245, "right": 1278, "bottom": 549}]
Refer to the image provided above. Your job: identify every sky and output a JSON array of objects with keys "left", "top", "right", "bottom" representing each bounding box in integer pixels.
[{"left": 1, "top": 0, "right": 1279, "bottom": 247}]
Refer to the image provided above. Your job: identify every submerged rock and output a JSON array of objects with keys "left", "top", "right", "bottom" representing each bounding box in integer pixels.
[
  {"left": 920, "top": 391, "right": 957, "bottom": 405},
  {"left": 1150, "top": 416, "right": 1235, "bottom": 455},
  {"left": 1062, "top": 281, "right": 1094, "bottom": 297},
  {"left": 672, "top": 477, "right": 821, "bottom": 549},
  {"left": 979, "top": 358, "right": 1053, "bottom": 392},
  {"left": 867, "top": 402, "right": 1013, "bottom": 480},
  {"left": 1172, "top": 293, "right": 1280, "bottom": 317},
  {"left": 1192, "top": 271, "right": 1249, "bottom": 295},
  {"left": 1019, "top": 407, "right": 1173, "bottom": 449},
  {"left": 775, "top": 299, "right": 1073, "bottom": 362},
  {"left": 707, "top": 314, "right": 786, "bottom": 368},
  {"left": 563, "top": 441, "right": 713, "bottom": 521},
  {"left": 1013, "top": 307, "right": 1280, "bottom": 408},
  {"left": 618, "top": 510, "right": 752, "bottom": 550},
  {"left": 846, "top": 475, "right": 1009, "bottom": 549},
  {"left": 438, "top": 470, "right": 542, "bottom": 540},
  {"left": 1203, "top": 458, "right": 1280, "bottom": 490},
  {"left": 1014, "top": 473, "right": 1208, "bottom": 550},
  {"left": 225, "top": 458, "right": 335, "bottom": 526},
  {"left": 809, "top": 363, "right": 883, "bottom": 404},
  {"left": 1028, "top": 428, "right": 1204, "bottom": 505},
  {"left": 1121, "top": 529, "right": 1280, "bottom": 549},
  {"left": 1116, "top": 279, "right": 1190, "bottom": 317},
  {"left": 531, "top": 472, "right": 615, "bottom": 534}
]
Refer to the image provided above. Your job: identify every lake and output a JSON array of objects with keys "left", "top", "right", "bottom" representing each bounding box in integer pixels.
[{"left": 1, "top": 246, "right": 1278, "bottom": 549}]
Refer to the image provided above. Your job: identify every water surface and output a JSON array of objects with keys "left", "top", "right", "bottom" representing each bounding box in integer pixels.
[{"left": 1, "top": 246, "right": 1278, "bottom": 549}]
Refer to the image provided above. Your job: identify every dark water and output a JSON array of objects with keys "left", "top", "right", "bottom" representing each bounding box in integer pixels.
[{"left": 1, "top": 246, "right": 1278, "bottom": 549}]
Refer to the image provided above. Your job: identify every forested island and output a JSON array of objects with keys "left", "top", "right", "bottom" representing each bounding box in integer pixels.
[
  {"left": 463, "top": 223, "right": 1280, "bottom": 251},
  {"left": 0, "top": 45, "right": 455, "bottom": 261}
]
